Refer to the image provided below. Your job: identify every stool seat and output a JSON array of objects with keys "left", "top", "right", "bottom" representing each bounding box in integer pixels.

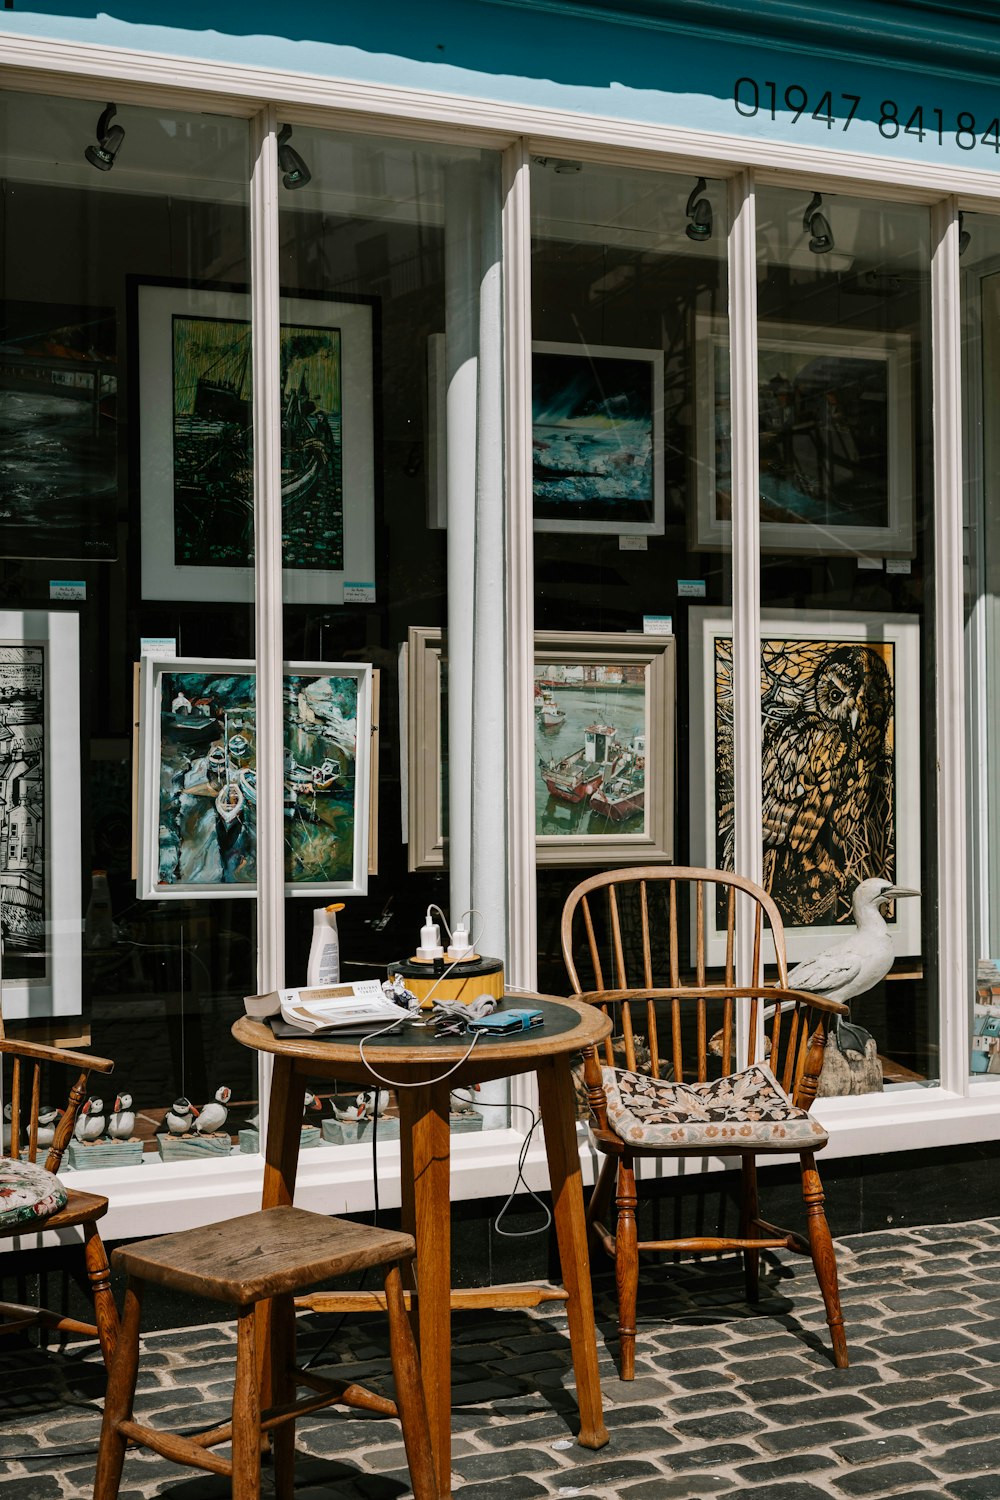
[{"left": 114, "top": 1206, "right": 415, "bottom": 1305}]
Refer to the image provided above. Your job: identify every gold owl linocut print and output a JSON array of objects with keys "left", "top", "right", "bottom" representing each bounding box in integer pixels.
[{"left": 715, "top": 634, "right": 895, "bottom": 930}]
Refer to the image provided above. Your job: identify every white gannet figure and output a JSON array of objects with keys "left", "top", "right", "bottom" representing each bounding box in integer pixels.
[
  {"left": 74, "top": 1097, "right": 107, "bottom": 1142},
  {"left": 195, "top": 1085, "right": 231, "bottom": 1135},
  {"left": 108, "top": 1094, "right": 135, "bottom": 1140},
  {"left": 165, "top": 1097, "right": 199, "bottom": 1135},
  {"left": 787, "top": 879, "right": 919, "bottom": 1014}
]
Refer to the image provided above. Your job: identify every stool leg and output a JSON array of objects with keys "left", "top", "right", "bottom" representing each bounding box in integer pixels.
[
  {"left": 270, "top": 1292, "right": 296, "bottom": 1500},
  {"left": 232, "top": 1305, "right": 262, "bottom": 1500},
  {"left": 385, "top": 1261, "right": 439, "bottom": 1500},
  {"left": 93, "top": 1277, "right": 143, "bottom": 1500}
]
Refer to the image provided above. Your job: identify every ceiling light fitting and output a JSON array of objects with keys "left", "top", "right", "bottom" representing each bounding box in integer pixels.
[
  {"left": 685, "top": 177, "right": 713, "bottom": 242},
  {"left": 85, "top": 102, "right": 125, "bottom": 173},
  {"left": 277, "top": 125, "right": 311, "bottom": 190},
  {"left": 803, "top": 191, "right": 834, "bottom": 254}
]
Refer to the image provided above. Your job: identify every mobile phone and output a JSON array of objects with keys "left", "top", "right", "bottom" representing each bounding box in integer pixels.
[{"left": 468, "top": 1008, "right": 544, "bottom": 1034}]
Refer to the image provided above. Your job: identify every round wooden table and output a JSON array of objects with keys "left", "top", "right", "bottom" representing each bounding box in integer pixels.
[{"left": 233, "top": 995, "right": 612, "bottom": 1497}]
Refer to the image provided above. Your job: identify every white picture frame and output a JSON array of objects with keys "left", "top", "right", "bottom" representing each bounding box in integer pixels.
[
  {"left": 694, "top": 315, "right": 914, "bottom": 557},
  {"left": 532, "top": 340, "right": 665, "bottom": 535},
  {"left": 0, "top": 610, "right": 81, "bottom": 1019},
  {"left": 689, "top": 607, "right": 921, "bottom": 964},
  {"left": 137, "top": 656, "right": 372, "bottom": 899},
  {"left": 133, "top": 278, "right": 377, "bottom": 604}
]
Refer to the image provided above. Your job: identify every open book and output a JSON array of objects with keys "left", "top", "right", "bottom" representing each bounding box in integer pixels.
[{"left": 244, "top": 981, "right": 408, "bottom": 1035}]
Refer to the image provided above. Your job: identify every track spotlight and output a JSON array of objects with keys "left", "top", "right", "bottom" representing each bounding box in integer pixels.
[
  {"left": 959, "top": 212, "right": 971, "bottom": 258},
  {"left": 803, "top": 191, "right": 834, "bottom": 254},
  {"left": 277, "top": 125, "right": 311, "bottom": 190},
  {"left": 85, "top": 103, "right": 125, "bottom": 173},
  {"left": 685, "top": 177, "right": 713, "bottom": 242}
]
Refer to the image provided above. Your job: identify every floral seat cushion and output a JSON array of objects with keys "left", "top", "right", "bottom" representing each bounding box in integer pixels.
[
  {"left": 602, "top": 1064, "right": 829, "bottom": 1151},
  {"left": 0, "top": 1156, "right": 68, "bottom": 1229}
]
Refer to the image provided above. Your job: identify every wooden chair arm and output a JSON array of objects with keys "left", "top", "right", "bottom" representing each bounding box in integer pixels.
[
  {"left": 0, "top": 1038, "right": 115, "bottom": 1074},
  {"left": 574, "top": 986, "right": 849, "bottom": 1018}
]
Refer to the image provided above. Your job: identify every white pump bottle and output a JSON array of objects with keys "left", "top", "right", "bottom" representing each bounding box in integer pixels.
[{"left": 307, "top": 903, "right": 344, "bottom": 987}]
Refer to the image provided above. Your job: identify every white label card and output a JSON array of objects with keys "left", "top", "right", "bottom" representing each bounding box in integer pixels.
[
  {"left": 643, "top": 615, "right": 674, "bottom": 635},
  {"left": 677, "top": 579, "right": 707, "bottom": 598},
  {"left": 344, "top": 581, "right": 377, "bottom": 603},
  {"left": 49, "top": 581, "right": 85, "bottom": 600},
  {"left": 619, "top": 535, "right": 648, "bottom": 551},
  {"left": 886, "top": 559, "right": 911, "bottom": 575},
  {"left": 140, "top": 637, "right": 177, "bottom": 658}
]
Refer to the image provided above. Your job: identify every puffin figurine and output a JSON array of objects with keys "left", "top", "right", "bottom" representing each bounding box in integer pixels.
[
  {"left": 333, "top": 1092, "right": 371, "bottom": 1124},
  {"left": 165, "top": 1097, "right": 199, "bottom": 1135},
  {"left": 303, "top": 1091, "right": 323, "bottom": 1118},
  {"left": 36, "top": 1106, "right": 65, "bottom": 1148},
  {"left": 108, "top": 1094, "right": 135, "bottom": 1140},
  {"left": 195, "top": 1085, "right": 231, "bottom": 1135},
  {"left": 74, "top": 1097, "right": 107, "bottom": 1142}
]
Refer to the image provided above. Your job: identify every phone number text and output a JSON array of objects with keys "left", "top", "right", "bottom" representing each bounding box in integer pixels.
[{"left": 734, "top": 77, "right": 1000, "bottom": 152}]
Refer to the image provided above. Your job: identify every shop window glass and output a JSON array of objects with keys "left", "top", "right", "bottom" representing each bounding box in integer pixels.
[
  {"left": 529, "top": 159, "right": 731, "bottom": 998},
  {"left": 276, "top": 130, "right": 505, "bottom": 1140},
  {"left": 0, "top": 91, "right": 256, "bottom": 1163},
  {"left": 756, "top": 187, "right": 935, "bottom": 1090},
  {"left": 961, "top": 210, "right": 1000, "bottom": 1077}
]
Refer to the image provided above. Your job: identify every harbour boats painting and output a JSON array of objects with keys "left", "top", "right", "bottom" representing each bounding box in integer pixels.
[
  {"left": 172, "top": 315, "right": 343, "bottom": 572},
  {"left": 0, "top": 647, "right": 46, "bottom": 970},
  {"left": 0, "top": 301, "right": 118, "bottom": 561},
  {"left": 532, "top": 342, "right": 664, "bottom": 535},
  {"left": 534, "top": 660, "right": 647, "bottom": 838},
  {"left": 140, "top": 657, "right": 372, "bottom": 898}
]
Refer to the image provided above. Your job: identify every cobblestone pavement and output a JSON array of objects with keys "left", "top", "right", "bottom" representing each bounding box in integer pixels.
[{"left": 4, "top": 1218, "right": 1000, "bottom": 1499}]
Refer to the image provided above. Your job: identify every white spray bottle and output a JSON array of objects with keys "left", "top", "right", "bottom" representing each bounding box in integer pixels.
[{"left": 307, "top": 903, "right": 344, "bottom": 987}]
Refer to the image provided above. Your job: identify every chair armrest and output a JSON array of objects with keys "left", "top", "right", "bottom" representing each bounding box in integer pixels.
[
  {"left": 574, "top": 985, "right": 849, "bottom": 1018},
  {"left": 0, "top": 1039, "right": 115, "bottom": 1074}
]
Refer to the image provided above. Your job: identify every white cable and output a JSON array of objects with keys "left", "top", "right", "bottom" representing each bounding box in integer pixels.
[{"left": 358, "top": 1015, "right": 483, "bottom": 1089}]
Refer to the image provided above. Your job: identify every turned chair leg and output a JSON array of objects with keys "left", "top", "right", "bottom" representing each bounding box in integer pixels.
[
  {"left": 93, "top": 1278, "right": 143, "bottom": 1500},
  {"left": 83, "top": 1223, "right": 120, "bottom": 1370},
  {"left": 800, "top": 1151, "right": 848, "bottom": 1369},
  {"left": 741, "top": 1156, "right": 761, "bottom": 1304},
  {"left": 385, "top": 1261, "right": 439, "bottom": 1500},
  {"left": 270, "top": 1292, "right": 296, "bottom": 1500},
  {"left": 586, "top": 1156, "right": 616, "bottom": 1259},
  {"left": 615, "top": 1157, "right": 639, "bottom": 1381},
  {"left": 232, "top": 1306, "right": 262, "bottom": 1500}
]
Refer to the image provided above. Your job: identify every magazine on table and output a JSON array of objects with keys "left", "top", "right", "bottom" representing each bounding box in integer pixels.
[{"left": 244, "top": 981, "right": 408, "bottom": 1035}]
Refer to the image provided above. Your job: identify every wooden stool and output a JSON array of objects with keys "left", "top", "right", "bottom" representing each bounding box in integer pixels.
[{"left": 93, "top": 1205, "right": 439, "bottom": 1500}]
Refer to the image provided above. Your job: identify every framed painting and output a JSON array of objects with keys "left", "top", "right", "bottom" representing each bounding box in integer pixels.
[
  {"left": 0, "top": 301, "right": 118, "bottom": 562},
  {"left": 532, "top": 342, "right": 664, "bottom": 535},
  {"left": 137, "top": 656, "right": 372, "bottom": 898},
  {"left": 534, "top": 631, "right": 675, "bottom": 866},
  {"left": 693, "top": 315, "right": 914, "bottom": 557},
  {"left": 688, "top": 607, "right": 920, "bottom": 964},
  {"left": 405, "top": 627, "right": 676, "bottom": 870},
  {"left": 406, "top": 627, "right": 446, "bottom": 871},
  {"left": 0, "top": 610, "right": 81, "bottom": 1019},
  {"left": 131, "top": 278, "right": 377, "bottom": 604}
]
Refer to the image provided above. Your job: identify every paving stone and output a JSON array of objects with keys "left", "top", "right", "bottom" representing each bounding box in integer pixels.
[
  {"left": 758, "top": 1394, "right": 875, "bottom": 1423},
  {"left": 672, "top": 1410, "right": 762, "bottom": 1440},
  {"left": 937, "top": 1439, "right": 1000, "bottom": 1475},
  {"left": 450, "top": 1446, "right": 556, "bottom": 1480},
  {"left": 448, "top": 1480, "right": 547, "bottom": 1499},
  {"left": 735, "top": 1452, "right": 838, "bottom": 1483},
  {"left": 867, "top": 1402, "right": 965, "bottom": 1429},
  {"left": 866, "top": 1375, "right": 983, "bottom": 1406},
  {"left": 924, "top": 1412, "right": 1000, "bottom": 1443},
  {"left": 725, "top": 1486, "right": 837, "bottom": 1500},
  {"left": 660, "top": 1442, "right": 758, "bottom": 1470},
  {"left": 620, "top": 1477, "right": 732, "bottom": 1497},
  {"left": 831, "top": 1434, "right": 923, "bottom": 1463},
  {"left": 670, "top": 1389, "right": 744, "bottom": 1415},
  {"left": 667, "top": 1368, "right": 738, "bottom": 1392},
  {"left": 742, "top": 1377, "right": 823, "bottom": 1402},
  {"left": 830, "top": 1463, "right": 939, "bottom": 1495},
  {"left": 946, "top": 1479, "right": 1000, "bottom": 1499},
  {"left": 755, "top": 1420, "right": 871, "bottom": 1454},
  {"left": 541, "top": 1457, "right": 662, "bottom": 1487},
  {"left": 0, "top": 1479, "right": 65, "bottom": 1498}
]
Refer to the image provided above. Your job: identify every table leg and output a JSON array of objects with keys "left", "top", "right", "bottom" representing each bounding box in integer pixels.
[
  {"left": 257, "top": 1058, "right": 306, "bottom": 1408},
  {"left": 536, "top": 1057, "right": 609, "bottom": 1450},
  {"left": 398, "top": 1082, "right": 453, "bottom": 1498}
]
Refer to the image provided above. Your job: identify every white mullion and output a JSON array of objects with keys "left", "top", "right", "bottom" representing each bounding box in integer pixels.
[
  {"left": 728, "top": 171, "right": 762, "bottom": 1028},
  {"left": 932, "top": 197, "right": 970, "bottom": 1095},
  {"left": 502, "top": 139, "right": 536, "bottom": 996},
  {"left": 250, "top": 105, "right": 284, "bottom": 1142}
]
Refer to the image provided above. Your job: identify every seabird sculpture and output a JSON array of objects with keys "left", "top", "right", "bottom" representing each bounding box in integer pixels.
[{"left": 787, "top": 877, "right": 919, "bottom": 1053}]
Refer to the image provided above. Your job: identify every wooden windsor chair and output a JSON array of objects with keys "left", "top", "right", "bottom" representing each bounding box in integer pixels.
[
  {"left": 0, "top": 1034, "right": 119, "bottom": 1367},
  {"left": 560, "top": 865, "right": 849, "bottom": 1380}
]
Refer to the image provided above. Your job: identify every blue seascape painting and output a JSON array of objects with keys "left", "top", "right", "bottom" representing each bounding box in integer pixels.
[{"left": 532, "top": 348, "right": 657, "bottom": 529}]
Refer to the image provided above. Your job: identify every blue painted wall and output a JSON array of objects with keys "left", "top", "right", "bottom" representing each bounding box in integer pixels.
[{"left": 4, "top": 1, "right": 1000, "bottom": 173}]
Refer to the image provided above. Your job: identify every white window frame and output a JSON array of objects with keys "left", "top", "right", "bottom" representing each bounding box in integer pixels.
[{"left": 2, "top": 31, "right": 999, "bottom": 1241}]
